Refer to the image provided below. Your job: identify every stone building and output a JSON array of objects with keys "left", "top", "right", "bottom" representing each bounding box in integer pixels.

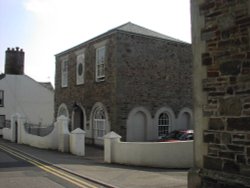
[
  {"left": 189, "top": 1, "right": 250, "bottom": 188},
  {"left": 55, "top": 22, "right": 192, "bottom": 145}
]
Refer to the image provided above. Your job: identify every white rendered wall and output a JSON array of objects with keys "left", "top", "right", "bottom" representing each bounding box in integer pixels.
[
  {"left": 105, "top": 132, "right": 193, "bottom": 168},
  {"left": 18, "top": 115, "right": 61, "bottom": 150},
  {"left": 2, "top": 115, "right": 86, "bottom": 157},
  {"left": 0, "top": 75, "right": 54, "bottom": 125}
]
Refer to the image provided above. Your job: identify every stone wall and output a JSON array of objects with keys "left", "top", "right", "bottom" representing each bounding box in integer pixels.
[
  {"left": 115, "top": 32, "right": 192, "bottom": 135},
  {"left": 55, "top": 30, "right": 192, "bottom": 140},
  {"left": 190, "top": 0, "right": 250, "bottom": 187},
  {"left": 55, "top": 34, "right": 117, "bottom": 130}
]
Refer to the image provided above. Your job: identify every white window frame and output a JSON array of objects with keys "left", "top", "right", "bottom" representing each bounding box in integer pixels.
[
  {"left": 158, "top": 112, "right": 170, "bottom": 138},
  {"left": 61, "top": 59, "right": 68, "bottom": 88},
  {"left": 95, "top": 46, "right": 106, "bottom": 82},
  {"left": 93, "top": 107, "right": 106, "bottom": 138},
  {"left": 76, "top": 53, "right": 85, "bottom": 85},
  {"left": 57, "top": 103, "right": 69, "bottom": 118}
]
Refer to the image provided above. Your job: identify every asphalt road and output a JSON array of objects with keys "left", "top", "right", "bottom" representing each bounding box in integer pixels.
[
  {"left": 0, "top": 138, "right": 188, "bottom": 188},
  {"left": 0, "top": 146, "right": 102, "bottom": 188}
]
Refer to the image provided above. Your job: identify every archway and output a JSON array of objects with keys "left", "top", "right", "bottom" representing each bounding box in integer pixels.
[
  {"left": 126, "top": 107, "right": 151, "bottom": 142},
  {"left": 177, "top": 108, "right": 193, "bottom": 130},
  {"left": 57, "top": 103, "right": 69, "bottom": 118},
  {"left": 90, "top": 102, "right": 110, "bottom": 146},
  {"left": 181, "top": 112, "right": 191, "bottom": 129},
  {"left": 72, "top": 104, "right": 84, "bottom": 131},
  {"left": 154, "top": 107, "right": 176, "bottom": 139}
]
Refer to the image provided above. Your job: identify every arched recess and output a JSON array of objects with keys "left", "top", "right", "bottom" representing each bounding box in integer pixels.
[
  {"left": 90, "top": 102, "right": 110, "bottom": 145},
  {"left": 126, "top": 106, "right": 152, "bottom": 142},
  {"left": 177, "top": 107, "right": 193, "bottom": 130},
  {"left": 154, "top": 107, "right": 176, "bottom": 139},
  {"left": 57, "top": 103, "right": 70, "bottom": 131},
  {"left": 57, "top": 103, "right": 69, "bottom": 118},
  {"left": 71, "top": 103, "right": 86, "bottom": 131}
]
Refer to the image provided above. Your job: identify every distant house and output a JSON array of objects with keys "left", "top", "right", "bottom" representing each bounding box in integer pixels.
[
  {"left": 0, "top": 47, "right": 54, "bottom": 135},
  {"left": 55, "top": 22, "right": 193, "bottom": 145}
]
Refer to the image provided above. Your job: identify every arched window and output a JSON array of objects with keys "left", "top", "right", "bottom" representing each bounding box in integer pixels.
[
  {"left": 57, "top": 103, "right": 69, "bottom": 118},
  {"left": 93, "top": 107, "right": 106, "bottom": 138},
  {"left": 158, "top": 112, "right": 170, "bottom": 138}
]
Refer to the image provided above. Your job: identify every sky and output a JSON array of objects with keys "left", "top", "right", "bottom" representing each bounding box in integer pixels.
[{"left": 0, "top": 0, "right": 191, "bottom": 85}]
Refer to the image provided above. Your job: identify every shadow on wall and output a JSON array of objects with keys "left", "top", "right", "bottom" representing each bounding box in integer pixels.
[{"left": 24, "top": 123, "right": 54, "bottom": 137}]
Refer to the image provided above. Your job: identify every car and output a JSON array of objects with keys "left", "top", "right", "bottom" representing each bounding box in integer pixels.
[{"left": 158, "top": 130, "right": 194, "bottom": 142}]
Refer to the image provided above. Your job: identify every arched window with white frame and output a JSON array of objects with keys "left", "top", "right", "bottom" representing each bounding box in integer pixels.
[
  {"left": 158, "top": 112, "right": 170, "bottom": 138},
  {"left": 57, "top": 103, "right": 69, "bottom": 118},
  {"left": 93, "top": 107, "right": 106, "bottom": 138}
]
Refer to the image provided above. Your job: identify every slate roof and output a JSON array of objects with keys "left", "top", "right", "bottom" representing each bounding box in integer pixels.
[
  {"left": 56, "top": 22, "right": 188, "bottom": 56},
  {"left": 114, "top": 22, "right": 185, "bottom": 43}
]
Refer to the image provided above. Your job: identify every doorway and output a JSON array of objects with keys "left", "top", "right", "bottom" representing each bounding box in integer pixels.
[{"left": 73, "top": 105, "right": 84, "bottom": 131}]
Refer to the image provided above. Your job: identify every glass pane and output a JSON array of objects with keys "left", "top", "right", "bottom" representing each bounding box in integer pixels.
[
  {"left": 158, "top": 112, "right": 169, "bottom": 125},
  {"left": 94, "top": 108, "right": 106, "bottom": 138},
  {"left": 158, "top": 112, "right": 170, "bottom": 137}
]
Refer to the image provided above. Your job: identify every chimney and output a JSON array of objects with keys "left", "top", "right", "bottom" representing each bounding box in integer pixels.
[{"left": 5, "top": 47, "right": 25, "bottom": 75}]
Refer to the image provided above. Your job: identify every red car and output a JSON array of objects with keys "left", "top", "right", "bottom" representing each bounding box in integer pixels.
[{"left": 158, "top": 130, "right": 194, "bottom": 142}]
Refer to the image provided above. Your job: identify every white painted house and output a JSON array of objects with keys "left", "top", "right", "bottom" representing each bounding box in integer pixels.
[{"left": 0, "top": 47, "right": 54, "bottom": 135}]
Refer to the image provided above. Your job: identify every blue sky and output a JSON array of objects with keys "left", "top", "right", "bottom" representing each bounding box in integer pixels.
[{"left": 0, "top": 0, "right": 191, "bottom": 85}]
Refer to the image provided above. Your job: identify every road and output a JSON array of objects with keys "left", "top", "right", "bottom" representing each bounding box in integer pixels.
[
  {"left": 0, "top": 144, "right": 104, "bottom": 188},
  {"left": 0, "top": 138, "right": 188, "bottom": 188}
]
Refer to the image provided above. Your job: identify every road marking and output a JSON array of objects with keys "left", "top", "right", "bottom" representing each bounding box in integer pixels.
[{"left": 0, "top": 144, "right": 98, "bottom": 188}]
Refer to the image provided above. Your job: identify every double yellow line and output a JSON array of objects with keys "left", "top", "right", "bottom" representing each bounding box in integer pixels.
[{"left": 0, "top": 144, "right": 98, "bottom": 188}]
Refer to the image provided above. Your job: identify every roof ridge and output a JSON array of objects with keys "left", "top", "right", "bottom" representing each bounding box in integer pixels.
[
  {"left": 114, "top": 22, "right": 187, "bottom": 43},
  {"left": 56, "top": 22, "right": 189, "bottom": 56}
]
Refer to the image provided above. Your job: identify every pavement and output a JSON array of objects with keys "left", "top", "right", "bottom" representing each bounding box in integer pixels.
[{"left": 0, "top": 138, "right": 188, "bottom": 188}]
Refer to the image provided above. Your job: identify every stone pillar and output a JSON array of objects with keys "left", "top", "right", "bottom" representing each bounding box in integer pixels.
[
  {"left": 16, "top": 114, "right": 26, "bottom": 144},
  {"left": 57, "top": 115, "right": 70, "bottom": 152},
  {"left": 70, "top": 128, "right": 86, "bottom": 156},
  {"left": 104, "top": 131, "right": 121, "bottom": 163},
  {"left": 188, "top": 1, "right": 207, "bottom": 187},
  {"left": 190, "top": 0, "right": 250, "bottom": 187}
]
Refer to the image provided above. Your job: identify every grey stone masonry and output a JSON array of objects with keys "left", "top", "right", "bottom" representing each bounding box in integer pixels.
[
  {"left": 190, "top": 0, "right": 250, "bottom": 188},
  {"left": 54, "top": 22, "right": 192, "bottom": 140}
]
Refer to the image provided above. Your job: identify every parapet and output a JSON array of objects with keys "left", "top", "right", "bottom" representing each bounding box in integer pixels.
[{"left": 6, "top": 47, "right": 24, "bottom": 52}]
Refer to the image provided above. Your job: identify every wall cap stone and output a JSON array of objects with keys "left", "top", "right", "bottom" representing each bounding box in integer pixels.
[
  {"left": 71, "top": 128, "right": 86, "bottom": 134},
  {"left": 104, "top": 131, "right": 121, "bottom": 139}
]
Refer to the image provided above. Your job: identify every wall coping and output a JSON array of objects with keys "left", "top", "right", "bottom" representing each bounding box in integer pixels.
[
  {"left": 71, "top": 128, "right": 86, "bottom": 134},
  {"left": 104, "top": 131, "right": 121, "bottom": 139}
]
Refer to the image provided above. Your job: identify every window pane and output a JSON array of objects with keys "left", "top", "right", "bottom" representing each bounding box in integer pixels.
[
  {"left": 93, "top": 108, "right": 106, "bottom": 138},
  {"left": 158, "top": 112, "right": 170, "bottom": 137},
  {"left": 96, "top": 46, "right": 105, "bottom": 80}
]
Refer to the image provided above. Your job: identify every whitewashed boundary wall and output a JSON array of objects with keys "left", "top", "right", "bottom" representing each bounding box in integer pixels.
[
  {"left": 2, "top": 114, "right": 86, "bottom": 156},
  {"left": 104, "top": 132, "right": 194, "bottom": 168}
]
